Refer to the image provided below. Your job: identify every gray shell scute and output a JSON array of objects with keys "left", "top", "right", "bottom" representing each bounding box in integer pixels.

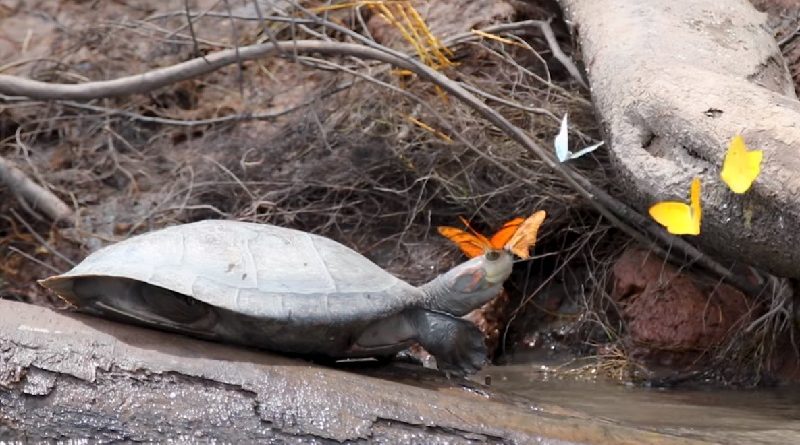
[{"left": 60, "top": 220, "right": 417, "bottom": 320}]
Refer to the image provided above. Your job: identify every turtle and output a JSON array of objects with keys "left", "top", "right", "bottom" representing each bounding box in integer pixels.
[{"left": 40, "top": 220, "right": 513, "bottom": 375}]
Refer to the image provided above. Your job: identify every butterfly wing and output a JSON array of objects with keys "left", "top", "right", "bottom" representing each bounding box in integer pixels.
[
  {"left": 648, "top": 202, "right": 697, "bottom": 235},
  {"left": 720, "top": 135, "right": 762, "bottom": 194},
  {"left": 568, "top": 141, "right": 605, "bottom": 161},
  {"left": 437, "top": 226, "right": 490, "bottom": 258},
  {"left": 504, "top": 210, "right": 546, "bottom": 259},
  {"left": 554, "top": 114, "right": 570, "bottom": 162},
  {"left": 488, "top": 217, "right": 525, "bottom": 249}
]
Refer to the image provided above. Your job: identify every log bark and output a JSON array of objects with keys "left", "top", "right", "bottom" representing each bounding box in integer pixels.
[
  {"left": 0, "top": 300, "right": 707, "bottom": 444},
  {"left": 561, "top": 0, "right": 800, "bottom": 279}
]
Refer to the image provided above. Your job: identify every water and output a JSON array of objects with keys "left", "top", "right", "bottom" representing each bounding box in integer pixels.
[{"left": 480, "top": 364, "right": 800, "bottom": 444}]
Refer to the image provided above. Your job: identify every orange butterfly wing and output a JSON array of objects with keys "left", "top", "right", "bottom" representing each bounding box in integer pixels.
[
  {"left": 488, "top": 217, "right": 524, "bottom": 249},
  {"left": 504, "top": 210, "right": 546, "bottom": 259},
  {"left": 437, "top": 226, "right": 491, "bottom": 258},
  {"left": 439, "top": 215, "right": 536, "bottom": 259}
]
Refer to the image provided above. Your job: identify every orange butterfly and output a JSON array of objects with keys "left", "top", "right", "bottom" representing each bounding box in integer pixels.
[
  {"left": 437, "top": 216, "right": 524, "bottom": 258},
  {"left": 437, "top": 210, "right": 546, "bottom": 260}
]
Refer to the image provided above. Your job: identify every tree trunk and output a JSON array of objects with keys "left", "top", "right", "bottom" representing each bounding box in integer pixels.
[{"left": 561, "top": 0, "right": 800, "bottom": 279}]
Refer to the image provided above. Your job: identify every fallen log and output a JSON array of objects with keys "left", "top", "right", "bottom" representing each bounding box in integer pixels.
[
  {"left": 0, "top": 300, "right": 706, "bottom": 444},
  {"left": 560, "top": 0, "right": 800, "bottom": 279}
]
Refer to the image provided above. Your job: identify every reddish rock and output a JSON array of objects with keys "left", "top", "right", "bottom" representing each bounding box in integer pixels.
[{"left": 611, "top": 248, "right": 755, "bottom": 363}]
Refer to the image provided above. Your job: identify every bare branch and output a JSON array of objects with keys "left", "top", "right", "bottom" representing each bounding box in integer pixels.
[
  {"left": 537, "top": 19, "right": 589, "bottom": 89},
  {"left": 0, "top": 155, "right": 73, "bottom": 223},
  {"left": 0, "top": 78, "right": 353, "bottom": 127}
]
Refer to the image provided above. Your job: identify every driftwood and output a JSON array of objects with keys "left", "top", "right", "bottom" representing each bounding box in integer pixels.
[
  {"left": 0, "top": 300, "right": 709, "bottom": 444},
  {"left": 561, "top": 0, "right": 800, "bottom": 279}
]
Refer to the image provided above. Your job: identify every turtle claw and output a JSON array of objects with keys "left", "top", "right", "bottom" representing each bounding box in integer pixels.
[{"left": 411, "top": 309, "right": 487, "bottom": 377}]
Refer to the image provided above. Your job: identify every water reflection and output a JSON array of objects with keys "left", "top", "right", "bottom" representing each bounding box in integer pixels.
[{"left": 479, "top": 363, "right": 800, "bottom": 444}]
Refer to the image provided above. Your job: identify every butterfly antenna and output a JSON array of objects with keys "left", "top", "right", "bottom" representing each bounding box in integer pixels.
[
  {"left": 458, "top": 215, "right": 482, "bottom": 237},
  {"left": 510, "top": 252, "right": 551, "bottom": 264}
]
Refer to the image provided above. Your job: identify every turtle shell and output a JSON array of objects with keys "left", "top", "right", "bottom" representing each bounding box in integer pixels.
[{"left": 42, "top": 220, "right": 421, "bottom": 324}]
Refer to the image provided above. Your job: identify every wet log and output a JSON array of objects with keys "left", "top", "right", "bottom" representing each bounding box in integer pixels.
[
  {"left": 561, "top": 0, "right": 800, "bottom": 278},
  {"left": 0, "top": 300, "right": 707, "bottom": 444}
]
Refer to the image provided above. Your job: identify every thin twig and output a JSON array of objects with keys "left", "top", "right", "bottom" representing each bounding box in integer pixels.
[
  {"left": 460, "top": 81, "right": 594, "bottom": 142},
  {"left": 0, "top": 155, "right": 73, "bottom": 223},
  {"left": 252, "top": 0, "right": 282, "bottom": 55},
  {"left": 165, "top": 0, "right": 222, "bottom": 41},
  {"left": 222, "top": 0, "right": 245, "bottom": 96},
  {"left": 8, "top": 246, "right": 63, "bottom": 275},
  {"left": 445, "top": 20, "right": 550, "bottom": 45},
  {"left": 203, "top": 155, "right": 255, "bottom": 201},
  {"left": 10, "top": 209, "right": 75, "bottom": 267},
  {"left": 456, "top": 21, "right": 583, "bottom": 93},
  {"left": 536, "top": 19, "right": 588, "bottom": 89},
  {"left": 184, "top": 0, "right": 201, "bottom": 57}
]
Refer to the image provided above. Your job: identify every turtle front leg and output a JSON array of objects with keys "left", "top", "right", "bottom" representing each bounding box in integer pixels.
[
  {"left": 353, "top": 309, "right": 487, "bottom": 376},
  {"left": 406, "top": 309, "right": 487, "bottom": 377}
]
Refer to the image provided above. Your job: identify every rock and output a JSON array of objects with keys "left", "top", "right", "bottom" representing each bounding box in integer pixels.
[
  {"left": 560, "top": 0, "right": 800, "bottom": 278},
  {"left": 611, "top": 248, "right": 754, "bottom": 366}
]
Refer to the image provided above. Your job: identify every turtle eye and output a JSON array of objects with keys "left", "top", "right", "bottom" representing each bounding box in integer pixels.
[{"left": 485, "top": 250, "right": 500, "bottom": 261}]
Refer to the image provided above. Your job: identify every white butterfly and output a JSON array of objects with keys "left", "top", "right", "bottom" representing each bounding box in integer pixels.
[{"left": 554, "top": 114, "right": 605, "bottom": 162}]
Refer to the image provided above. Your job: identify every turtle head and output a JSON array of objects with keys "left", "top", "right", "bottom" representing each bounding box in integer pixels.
[{"left": 421, "top": 249, "right": 513, "bottom": 316}]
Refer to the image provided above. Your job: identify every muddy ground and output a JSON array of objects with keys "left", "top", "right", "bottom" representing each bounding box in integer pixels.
[{"left": 1, "top": 0, "right": 800, "bottom": 386}]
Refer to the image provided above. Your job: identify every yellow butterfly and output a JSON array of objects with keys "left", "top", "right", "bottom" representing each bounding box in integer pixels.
[
  {"left": 720, "top": 135, "right": 762, "bottom": 194},
  {"left": 649, "top": 177, "right": 702, "bottom": 235}
]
